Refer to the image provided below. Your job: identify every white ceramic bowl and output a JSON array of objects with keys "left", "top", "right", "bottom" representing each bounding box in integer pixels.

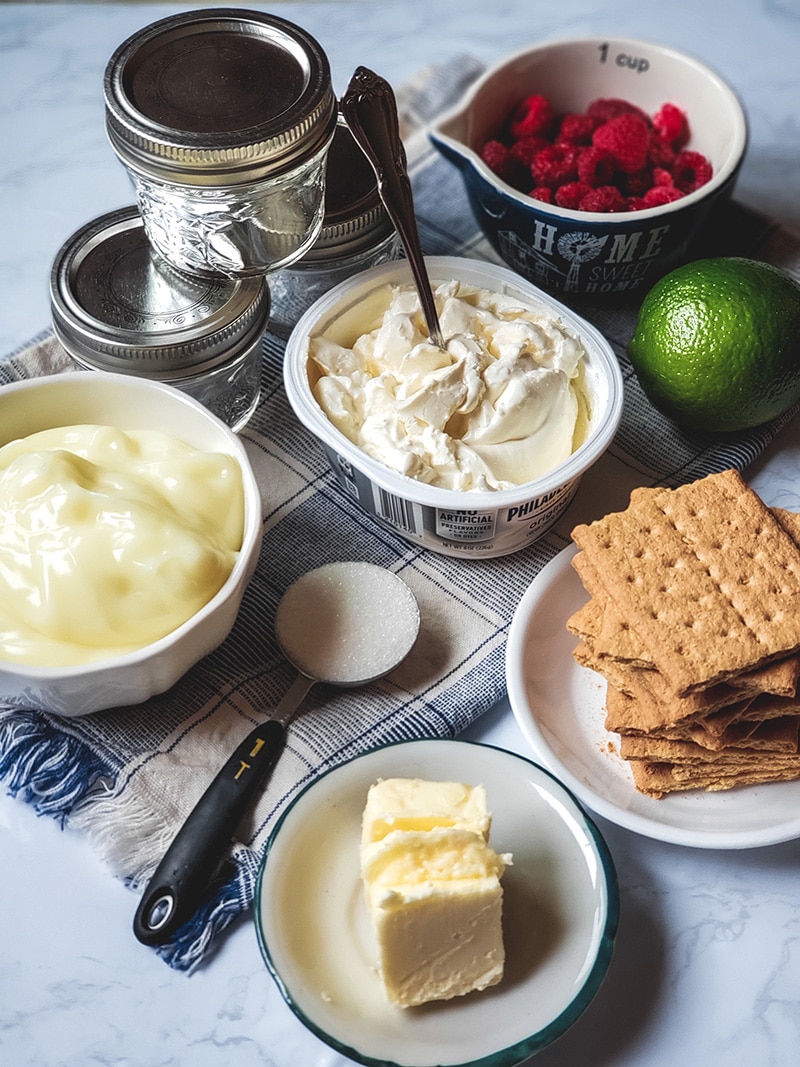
[
  {"left": 284, "top": 256, "right": 623, "bottom": 558},
  {"left": 430, "top": 37, "right": 748, "bottom": 299},
  {"left": 0, "top": 372, "right": 263, "bottom": 717},
  {"left": 255, "top": 739, "right": 618, "bottom": 1067}
]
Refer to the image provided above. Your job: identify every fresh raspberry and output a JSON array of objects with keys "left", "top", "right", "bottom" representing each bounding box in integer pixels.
[
  {"left": 579, "top": 185, "right": 627, "bottom": 213},
  {"left": 653, "top": 103, "right": 689, "bottom": 148},
  {"left": 480, "top": 139, "right": 516, "bottom": 182},
  {"left": 647, "top": 131, "right": 678, "bottom": 168},
  {"left": 641, "top": 185, "right": 684, "bottom": 207},
  {"left": 556, "top": 112, "right": 599, "bottom": 145},
  {"left": 587, "top": 97, "right": 651, "bottom": 126},
  {"left": 529, "top": 185, "right": 554, "bottom": 204},
  {"left": 671, "top": 150, "right": 713, "bottom": 192},
  {"left": 485, "top": 90, "right": 704, "bottom": 214},
  {"left": 508, "top": 135, "right": 549, "bottom": 168},
  {"left": 577, "top": 145, "right": 616, "bottom": 187},
  {"left": 554, "top": 181, "right": 593, "bottom": 209},
  {"left": 621, "top": 168, "right": 653, "bottom": 197},
  {"left": 500, "top": 136, "right": 550, "bottom": 190},
  {"left": 592, "top": 113, "right": 650, "bottom": 174},
  {"left": 652, "top": 167, "right": 675, "bottom": 187},
  {"left": 531, "top": 143, "right": 578, "bottom": 187},
  {"left": 509, "top": 94, "right": 555, "bottom": 139}
]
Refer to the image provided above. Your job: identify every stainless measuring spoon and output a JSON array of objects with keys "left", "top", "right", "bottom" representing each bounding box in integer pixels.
[
  {"left": 341, "top": 65, "right": 446, "bottom": 349},
  {"left": 133, "top": 561, "right": 420, "bottom": 946}
]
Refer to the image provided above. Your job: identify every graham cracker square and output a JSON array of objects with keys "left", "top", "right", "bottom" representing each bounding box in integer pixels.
[{"left": 571, "top": 470, "right": 800, "bottom": 695}]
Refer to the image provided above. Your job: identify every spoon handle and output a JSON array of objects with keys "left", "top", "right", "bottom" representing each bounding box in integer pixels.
[
  {"left": 342, "top": 66, "right": 445, "bottom": 349},
  {"left": 132, "top": 674, "right": 313, "bottom": 946},
  {"left": 132, "top": 718, "right": 285, "bottom": 945}
]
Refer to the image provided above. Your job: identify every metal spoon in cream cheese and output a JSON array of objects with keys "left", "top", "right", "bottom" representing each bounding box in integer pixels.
[
  {"left": 342, "top": 65, "right": 446, "bottom": 350},
  {"left": 133, "top": 561, "right": 420, "bottom": 946}
]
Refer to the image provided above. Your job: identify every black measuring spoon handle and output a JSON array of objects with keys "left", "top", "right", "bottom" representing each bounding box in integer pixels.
[{"left": 133, "top": 718, "right": 285, "bottom": 946}]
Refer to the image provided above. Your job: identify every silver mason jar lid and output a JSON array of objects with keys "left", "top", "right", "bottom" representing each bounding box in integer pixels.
[
  {"left": 50, "top": 206, "right": 270, "bottom": 378},
  {"left": 104, "top": 7, "right": 337, "bottom": 185},
  {"left": 300, "top": 114, "right": 396, "bottom": 265}
]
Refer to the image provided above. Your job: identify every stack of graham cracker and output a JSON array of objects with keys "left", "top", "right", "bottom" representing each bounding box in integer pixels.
[{"left": 567, "top": 468, "right": 800, "bottom": 798}]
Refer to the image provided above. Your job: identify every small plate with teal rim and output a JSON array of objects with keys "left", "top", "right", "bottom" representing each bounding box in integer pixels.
[{"left": 254, "top": 738, "right": 618, "bottom": 1067}]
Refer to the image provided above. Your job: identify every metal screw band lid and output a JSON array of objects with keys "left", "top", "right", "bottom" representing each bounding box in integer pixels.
[
  {"left": 300, "top": 114, "right": 396, "bottom": 264},
  {"left": 50, "top": 207, "right": 270, "bottom": 378},
  {"left": 104, "top": 8, "right": 337, "bottom": 185}
]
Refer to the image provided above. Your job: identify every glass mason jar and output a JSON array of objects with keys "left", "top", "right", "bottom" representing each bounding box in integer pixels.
[
  {"left": 268, "top": 114, "right": 402, "bottom": 338},
  {"left": 103, "top": 8, "right": 338, "bottom": 278},
  {"left": 50, "top": 206, "right": 270, "bottom": 432}
]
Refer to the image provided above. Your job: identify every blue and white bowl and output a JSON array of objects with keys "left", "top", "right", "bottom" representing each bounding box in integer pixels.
[{"left": 430, "top": 37, "right": 747, "bottom": 300}]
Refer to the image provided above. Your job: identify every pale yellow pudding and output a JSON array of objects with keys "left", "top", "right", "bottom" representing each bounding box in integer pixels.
[{"left": 0, "top": 424, "right": 244, "bottom": 666}]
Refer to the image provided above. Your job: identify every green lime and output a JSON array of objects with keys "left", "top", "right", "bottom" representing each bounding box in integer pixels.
[{"left": 627, "top": 257, "right": 800, "bottom": 432}]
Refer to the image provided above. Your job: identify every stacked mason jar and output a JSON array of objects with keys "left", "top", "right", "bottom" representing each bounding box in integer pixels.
[{"left": 49, "top": 9, "right": 399, "bottom": 431}]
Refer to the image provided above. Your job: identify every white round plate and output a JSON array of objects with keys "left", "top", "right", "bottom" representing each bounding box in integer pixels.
[
  {"left": 506, "top": 546, "right": 800, "bottom": 849},
  {"left": 254, "top": 739, "right": 618, "bottom": 1067}
]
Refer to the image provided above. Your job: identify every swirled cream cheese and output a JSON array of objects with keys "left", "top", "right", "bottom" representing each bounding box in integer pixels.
[
  {"left": 0, "top": 424, "right": 244, "bottom": 666},
  {"left": 309, "top": 280, "right": 589, "bottom": 491}
]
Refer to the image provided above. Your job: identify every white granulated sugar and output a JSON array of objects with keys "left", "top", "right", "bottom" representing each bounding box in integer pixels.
[{"left": 275, "top": 561, "right": 419, "bottom": 684}]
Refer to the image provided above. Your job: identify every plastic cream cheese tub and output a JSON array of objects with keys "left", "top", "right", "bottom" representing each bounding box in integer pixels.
[{"left": 284, "top": 257, "right": 623, "bottom": 558}]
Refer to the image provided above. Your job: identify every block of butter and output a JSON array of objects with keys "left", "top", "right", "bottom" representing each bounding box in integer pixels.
[{"left": 360, "top": 777, "right": 510, "bottom": 1008}]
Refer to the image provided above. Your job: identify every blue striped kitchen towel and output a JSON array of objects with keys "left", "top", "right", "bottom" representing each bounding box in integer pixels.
[{"left": 1, "top": 56, "right": 799, "bottom": 971}]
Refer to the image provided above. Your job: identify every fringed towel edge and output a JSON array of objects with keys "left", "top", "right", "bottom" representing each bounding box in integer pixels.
[
  {"left": 147, "top": 845, "right": 260, "bottom": 973},
  {"left": 65, "top": 770, "right": 261, "bottom": 973},
  {"left": 0, "top": 709, "right": 112, "bottom": 822}
]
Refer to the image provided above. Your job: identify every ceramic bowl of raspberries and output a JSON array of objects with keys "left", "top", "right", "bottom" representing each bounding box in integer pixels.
[{"left": 429, "top": 36, "right": 747, "bottom": 300}]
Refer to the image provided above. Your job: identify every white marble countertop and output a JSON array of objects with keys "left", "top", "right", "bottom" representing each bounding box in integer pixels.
[{"left": 3, "top": 3, "right": 800, "bottom": 1066}]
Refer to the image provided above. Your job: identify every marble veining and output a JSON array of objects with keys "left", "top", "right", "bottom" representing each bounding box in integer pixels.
[{"left": 3, "top": 3, "right": 800, "bottom": 1066}]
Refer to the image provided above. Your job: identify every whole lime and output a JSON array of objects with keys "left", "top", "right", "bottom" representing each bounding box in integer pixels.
[{"left": 627, "top": 257, "right": 800, "bottom": 432}]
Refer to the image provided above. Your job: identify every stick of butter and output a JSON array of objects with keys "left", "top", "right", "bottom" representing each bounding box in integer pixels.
[{"left": 360, "top": 777, "right": 511, "bottom": 1008}]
